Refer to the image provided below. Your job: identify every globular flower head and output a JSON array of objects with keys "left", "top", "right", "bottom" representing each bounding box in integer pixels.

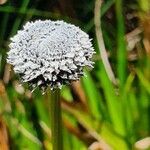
[{"left": 7, "top": 20, "right": 95, "bottom": 91}]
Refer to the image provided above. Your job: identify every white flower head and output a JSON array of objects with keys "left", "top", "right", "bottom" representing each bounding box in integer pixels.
[{"left": 7, "top": 20, "right": 95, "bottom": 91}]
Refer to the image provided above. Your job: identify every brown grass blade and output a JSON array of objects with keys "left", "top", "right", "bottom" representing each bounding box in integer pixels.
[{"left": 0, "top": 118, "right": 9, "bottom": 150}]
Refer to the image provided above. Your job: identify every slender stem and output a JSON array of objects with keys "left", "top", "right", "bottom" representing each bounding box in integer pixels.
[
  {"left": 94, "top": 0, "right": 117, "bottom": 85},
  {"left": 49, "top": 89, "right": 63, "bottom": 150}
]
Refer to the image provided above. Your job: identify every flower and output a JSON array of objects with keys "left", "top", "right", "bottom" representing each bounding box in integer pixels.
[{"left": 7, "top": 20, "right": 95, "bottom": 91}]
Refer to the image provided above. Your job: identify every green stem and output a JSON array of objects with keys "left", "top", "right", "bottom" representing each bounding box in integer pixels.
[{"left": 49, "top": 89, "right": 63, "bottom": 150}]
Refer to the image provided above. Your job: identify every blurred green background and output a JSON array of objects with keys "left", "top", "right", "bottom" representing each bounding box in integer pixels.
[{"left": 0, "top": 0, "right": 150, "bottom": 150}]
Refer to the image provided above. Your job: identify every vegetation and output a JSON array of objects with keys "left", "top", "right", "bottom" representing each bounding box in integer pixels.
[{"left": 0, "top": 0, "right": 149, "bottom": 149}]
